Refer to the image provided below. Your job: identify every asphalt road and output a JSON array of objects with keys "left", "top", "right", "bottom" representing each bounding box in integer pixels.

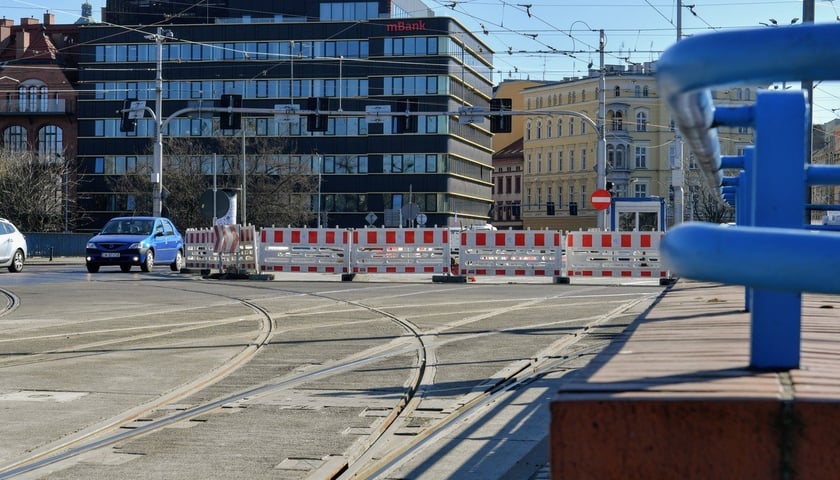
[{"left": 0, "top": 262, "right": 663, "bottom": 479}]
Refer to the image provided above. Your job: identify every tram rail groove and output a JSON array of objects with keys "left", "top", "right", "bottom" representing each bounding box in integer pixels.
[{"left": 337, "top": 294, "right": 654, "bottom": 479}]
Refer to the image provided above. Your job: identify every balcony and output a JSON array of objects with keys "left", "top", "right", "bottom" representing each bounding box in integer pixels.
[{"left": 0, "top": 98, "right": 74, "bottom": 115}]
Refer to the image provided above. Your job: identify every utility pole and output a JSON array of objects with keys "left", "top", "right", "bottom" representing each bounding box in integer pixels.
[
  {"left": 672, "top": 1, "right": 685, "bottom": 225},
  {"left": 145, "top": 27, "right": 172, "bottom": 217},
  {"left": 803, "top": 0, "right": 815, "bottom": 220},
  {"left": 596, "top": 29, "right": 607, "bottom": 230}
]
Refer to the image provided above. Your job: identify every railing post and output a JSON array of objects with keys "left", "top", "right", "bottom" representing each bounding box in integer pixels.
[{"left": 748, "top": 91, "right": 807, "bottom": 370}]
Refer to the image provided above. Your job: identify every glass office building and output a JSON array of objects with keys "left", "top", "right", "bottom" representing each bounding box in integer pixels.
[{"left": 76, "top": 0, "right": 494, "bottom": 229}]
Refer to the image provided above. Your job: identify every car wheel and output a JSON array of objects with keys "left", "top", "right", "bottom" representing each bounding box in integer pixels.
[
  {"left": 120, "top": 264, "right": 132, "bottom": 272},
  {"left": 86, "top": 263, "right": 100, "bottom": 273},
  {"left": 141, "top": 250, "right": 154, "bottom": 272},
  {"left": 8, "top": 249, "right": 24, "bottom": 273},
  {"left": 170, "top": 250, "right": 183, "bottom": 272}
]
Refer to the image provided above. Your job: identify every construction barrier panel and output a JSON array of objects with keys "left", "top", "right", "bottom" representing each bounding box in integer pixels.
[
  {"left": 564, "top": 231, "right": 670, "bottom": 279},
  {"left": 459, "top": 230, "right": 563, "bottom": 276},
  {"left": 218, "top": 225, "right": 257, "bottom": 273},
  {"left": 351, "top": 228, "right": 451, "bottom": 274},
  {"left": 259, "top": 227, "right": 351, "bottom": 274},
  {"left": 184, "top": 228, "right": 216, "bottom": 270}
]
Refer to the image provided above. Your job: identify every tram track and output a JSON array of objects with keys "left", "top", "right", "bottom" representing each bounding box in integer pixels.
[
  {"left": 0, "top": 279, "right": 660, "bottom": 479},
  {"left": 0, "top": 287, "right": 18, "bottom": 319}
]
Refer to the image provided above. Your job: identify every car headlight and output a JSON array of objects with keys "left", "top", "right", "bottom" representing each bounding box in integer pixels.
[
  {"left": 86, "top": 242, "right": 97, "bottom": 249},
  {"left": 129, "top": 242, "right": 142, "bottom": 249}
]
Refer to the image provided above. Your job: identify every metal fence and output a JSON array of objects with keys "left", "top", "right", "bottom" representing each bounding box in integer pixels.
[{"left": 23, "top": 233, "right": 90, "bottom": 257}]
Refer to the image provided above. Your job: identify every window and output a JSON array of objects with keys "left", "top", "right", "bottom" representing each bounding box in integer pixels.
[
  {"left": 3, "top": 125, "right": 27, "bottom": 151},
  {"left": 547, "top": 119, "right": 553, "bottom": 138},
  {"left": 569, "top": 149, "right": 575, "bottom": 171},
  {"left": 614, "top": 85, "right": 621, "bottom": 97},
  {"left": 568, "top": 118, "right": 574, "bottom": 136},
  {"left": 557, "top": 150, "right": 563, "bottom": 171},
  {"left": 643, "top": 85, "right": 649, "bottom": 97},
  {"left": 38, "top": 125, "right": 63, "bottom": 162},
  {"left": 580, "top": 148, "right": 587, "bottom": 171},
  {"left": 636, "top": 111, "right": 648, "bottom": 132},
  {"left": 526, "top": 120, "right": 532, "bottom": 140},
  {"left": 634, "top": 182, "right": 648, "bottom": 197},
  {"left": 612, "top": 111, "right": 624, "bottom": 131},
  {"left": 536, "top": 120, "right": 542, "bottom": 139},
  {"left": 634, "top": 145, "right": 648, "bottom": 169}
]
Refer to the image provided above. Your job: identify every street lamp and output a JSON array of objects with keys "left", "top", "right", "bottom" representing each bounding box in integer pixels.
[{"left": 144, "top": 27, "right": 173, "bottom": 217}]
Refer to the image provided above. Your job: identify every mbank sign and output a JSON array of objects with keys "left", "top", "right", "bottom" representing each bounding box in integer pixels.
[{"left": 386, "top": 20, "right": 427, "bottom": 32}]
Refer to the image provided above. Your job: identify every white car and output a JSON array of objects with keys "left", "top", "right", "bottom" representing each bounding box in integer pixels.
[{"left": 0, "top": 218, "right": 27, "bottom": 272}]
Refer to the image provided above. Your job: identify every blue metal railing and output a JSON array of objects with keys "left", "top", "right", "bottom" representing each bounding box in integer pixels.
[{"left": 656, "top": 23, "right": 840, "bottom": 370}]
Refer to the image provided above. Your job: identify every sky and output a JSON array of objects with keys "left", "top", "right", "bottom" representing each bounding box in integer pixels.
[{"left": 3, "top": 0, "right": 840, "bottom": 123}]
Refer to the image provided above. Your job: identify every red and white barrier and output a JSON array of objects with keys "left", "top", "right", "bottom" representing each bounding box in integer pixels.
[
  {"left": 183, "top": 226, "right": 670, "bottom": 282},
  {"left": 184, "top": 228, "right": 216, "bottom": 270},
  {"left": 459, "top": 230, "right": 563, "bottom": 276},
  {"left": 221, "top": 225, "right": 257, "bottom": 272},
  {"left": 564, "top": 231, "right": 669, "bottom": 279},
  {"left": 351, "top": 228, "right": 451, "bottom": 274},
  {"left": 184, "top": 225, "right": 257, "bottom": 273},
  {"left": 259, "top": 227, "right": 350, "bottom": 274}
]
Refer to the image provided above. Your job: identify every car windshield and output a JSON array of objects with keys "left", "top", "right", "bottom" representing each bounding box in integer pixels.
[{"left": 101, "top": 219, "right": 154, "bottom": 235}]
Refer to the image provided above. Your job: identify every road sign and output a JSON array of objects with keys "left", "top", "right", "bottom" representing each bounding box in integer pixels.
[
  {"left": 416, "top": 213, "right": 427, "bottom": 226},
  {"left": 591, "top": 189, "right": 612, "bottom": 210},
  {"left": 274, "top": 104, "right": 300, "bottom": 124},
  {"left": 128, "top": 100, "right": 146, "bottom": 119},
  {"left": 365, "top": 105, "right": 391, "bottom": 125},
  {"left": 365, "top": 212, "right": 378, "bottom": 225},
  {"left": 458, "top": 106, "right": 486, "bottom": 125}
]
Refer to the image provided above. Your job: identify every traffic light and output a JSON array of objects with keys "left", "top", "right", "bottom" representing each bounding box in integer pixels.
[
  {"left": 395, "top": 97, "right": 418, "bottom": 133},
  {"left": 569, "top": 201, "right": 578, "bottom": 216},
  {"left": 546, "top": 201, "right": 555, "bottom": 216},
  {"left": 120, "top": 98, "right": 137, "bottom": 133},
  {"left": 489, "top": 98, "right": 512, "bottom": 133},
  {"left": 220, "top": 94, "right": 242, "bottom": 130},
  {"left": 307, "top": 97, "right": 329, "bottom": 132},
  {"left": 606, "top": 181, "right": 615, "bottom": 192}
]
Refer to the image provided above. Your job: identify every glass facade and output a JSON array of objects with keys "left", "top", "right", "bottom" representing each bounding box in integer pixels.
[{"left": 78, "top": 3, "right": 494, "bottom": 230}]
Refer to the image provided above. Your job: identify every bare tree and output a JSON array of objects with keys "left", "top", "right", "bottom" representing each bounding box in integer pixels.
[
  {"left": 685, "top": 168, "right": 735, "bottom": 224},
  {"left": 113, "top": 125, "right": 317, "bottom": 229},
  {"left": 0, "top": 148, "right": 80, "bottom": 232}
]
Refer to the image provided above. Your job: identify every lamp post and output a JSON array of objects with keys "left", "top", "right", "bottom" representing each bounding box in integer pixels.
[{"left": 144, "top": 27, "right": 173, "bottom": 217}]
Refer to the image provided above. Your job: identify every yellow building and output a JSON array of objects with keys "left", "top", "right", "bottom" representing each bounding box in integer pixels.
[{"left": 517, "top": 63, "right": 759, "bottom": 231}]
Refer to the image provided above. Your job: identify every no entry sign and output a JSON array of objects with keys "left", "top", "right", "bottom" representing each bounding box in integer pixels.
[{"left": 591, "top": 189, "right": 612, "bottom": 210}]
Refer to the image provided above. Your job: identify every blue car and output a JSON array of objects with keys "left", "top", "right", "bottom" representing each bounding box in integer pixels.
[{"left": 86, "top": 216, "right": 184, "bottom": 273}]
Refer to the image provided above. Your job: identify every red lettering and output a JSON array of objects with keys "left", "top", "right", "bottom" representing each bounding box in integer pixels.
[{"left": 386, "top": 20, "right": 427, "bottom": 33}]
